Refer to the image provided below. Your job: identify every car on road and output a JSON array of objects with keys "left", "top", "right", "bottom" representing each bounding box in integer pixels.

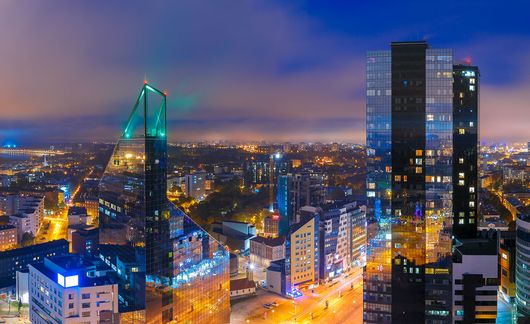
[
  {"left": 263, "top": 304, "right": 272, "bottom": 309},
  {"left": 271, "top": 301, "right": 279, "bottom": 307}
]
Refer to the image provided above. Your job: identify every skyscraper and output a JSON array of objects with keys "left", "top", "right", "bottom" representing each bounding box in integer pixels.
[
  {"left": 452, "top": 65, "right": 479, "bottom": 239},
  {"left": 98, "top": 83, "right": 230, "bottom": 323},
  {"left": 276, "top": 171, "right": 325, "bottom": 233},
  {"left": 365, "top": 41, "right": 453, "bottom": 323}
]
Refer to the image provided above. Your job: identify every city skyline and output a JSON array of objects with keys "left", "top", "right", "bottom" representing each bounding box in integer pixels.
[
  {"left": 1, "top": 1, "right": 530, "bottom": 145},
  {"left": 1, "top": 3, "right": 530, "bottom": 322}
]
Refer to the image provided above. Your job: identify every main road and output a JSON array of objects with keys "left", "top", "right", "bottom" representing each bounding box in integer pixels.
[{"left": 231, "top": 268, "right": 363, "bottom": 323}]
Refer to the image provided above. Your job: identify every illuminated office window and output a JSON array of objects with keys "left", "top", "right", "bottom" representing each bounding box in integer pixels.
[{"left": 459, "top": 129, "right": 465, "bottom": 135}]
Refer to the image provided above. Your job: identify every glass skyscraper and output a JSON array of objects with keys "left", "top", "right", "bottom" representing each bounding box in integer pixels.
[
  {"left": 98, "top": 83, "right": 230, "bottom": 323},
  {"left": 365, "top": 41, "right": 453, "bottom": 323},
  {"left": 452, "top": 65, "right": 479, "bottom": 239}
]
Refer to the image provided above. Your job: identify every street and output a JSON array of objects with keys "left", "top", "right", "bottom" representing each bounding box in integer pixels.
[{"left": 230, "top": 269, "right": 363, "bottom": 323}]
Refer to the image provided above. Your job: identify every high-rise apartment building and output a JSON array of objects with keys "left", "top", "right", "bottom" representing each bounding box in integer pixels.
[
  {"left": 98, "top": 83, "right": 230, "bottom": 323},
  {"left": 277, "top": 171, "right": 325, "bottom": 234},
  {"left": 365, "top": 41, "right": 453, "bottom": 323},
  {"left": 285, "top": 212, "right": 319, "bottom": 297},
  {"left": 452, "top": 65, "right": 480, "bottom": 239},
  {"left": 317, "top": 202, "right": 366, "bottom": 280}
]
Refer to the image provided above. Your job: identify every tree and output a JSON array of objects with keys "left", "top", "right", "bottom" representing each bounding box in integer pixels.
[{"left": 20, "top": 232, "right": 35, "bottom": 247}]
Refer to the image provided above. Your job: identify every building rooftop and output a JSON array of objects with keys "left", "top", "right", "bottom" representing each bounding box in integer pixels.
[
  {"left": 267, "top": 259, "right": 285, "bottom": 272},
  {"left": 454, "top": 238, "right": 497, "bottom": 256},
  {"left": 229, "top": 278, "right": 255, "bottom": 291},
  {"left": 32, "top": 254, "right": 115, "bottom": 288},
  {"left": 250, "top": 235, "right": 285, "bottom": 247},
  {"left": 68, "top": 206, "right": 87, "bottom": 216},
  {"left": 98, "top": 244, "right": 138, "bottom": 264},
  {"left": 0, "top": 239, "right": 68, "bottom": 258}
]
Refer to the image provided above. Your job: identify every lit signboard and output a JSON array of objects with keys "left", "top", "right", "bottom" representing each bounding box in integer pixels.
[{"left": 57, "top": 273, "right": 79, "bottom": 288}]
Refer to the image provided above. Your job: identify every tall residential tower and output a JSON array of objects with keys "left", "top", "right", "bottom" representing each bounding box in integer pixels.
[{"left": 452, "top": 65, "right": 479, "bottom": 239}]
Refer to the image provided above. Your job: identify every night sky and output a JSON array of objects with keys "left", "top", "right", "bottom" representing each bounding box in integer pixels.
[{"left": 1, "top": 1, "right": 529, "bottom": 145}]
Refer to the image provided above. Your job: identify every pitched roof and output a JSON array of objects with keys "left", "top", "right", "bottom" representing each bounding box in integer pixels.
[{"left": 230, "top": 278, "right": 255, "bottom": 291}]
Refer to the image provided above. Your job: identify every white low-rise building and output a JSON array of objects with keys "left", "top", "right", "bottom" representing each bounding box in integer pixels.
[
  {"left": 29, "top": 254, "right": 119, "bottom": 324},
  {"left": 452, "top": 237, "right": 498, "bottom": 323}
]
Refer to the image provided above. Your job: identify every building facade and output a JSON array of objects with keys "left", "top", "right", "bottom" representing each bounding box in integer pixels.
[
  {"left": 499, "top": 231, "right": 516, "bottom": 303},
  {"left": 0, "top": 225, "right": 17, "bottom": 250},
  {"left": 285, "top": 214, "right": 319, "bottom": 297},
  {"left": 98, "top": 83, "right": 230, "bottom": 323},
  {"left": 277, "top": 171, "right": 325, "bottom": 232},
  {"left": 452, "top": 65, "right": 480, "bottom": 239},
  {"left": 516, "top": 214, "right": 530, "bottom": 318},
  {"left": 185, "top": 172, "right": 207, "bottom": 201},
  {"left": 452, "top": 238, "right": 498, "bottom": 323},
  {"left": 250, "top": 236, "right": 285, "bottom": 268},
  {"left": 318, "top": 202, "right": 366, "bottom": 280},
  {"left": 0, "top": 239, "right": 69, "bottom": 287},
  {"left": 365, "top": 41, "right": 453, "bottom": 323}
]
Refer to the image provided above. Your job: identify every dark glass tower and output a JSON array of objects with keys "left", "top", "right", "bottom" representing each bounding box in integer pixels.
[
  {"left": 452, "top": 65, "right": 479, "bottom": 239},
  {"left": 98, "top": 83, "right": 230, "bottom": 323},
  {"left": 365, "top": 41, "right": 453, "bottom": 323}
]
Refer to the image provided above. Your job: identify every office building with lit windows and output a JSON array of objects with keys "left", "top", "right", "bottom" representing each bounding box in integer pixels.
[
  {"left": 365, "top": 41, "right": 453, "bottom": 323},
  {"left": 29, "top": 255, "right": 119, "bottom": 324},
  {"left": 98, "top": 83, "right": 230, "bottom": 323},
  {"left": 516, "top": 214, "right": 530, "bottom": 319},
  {"left": 285, "top": 213, "right": 319, "bottom": 297},
  {"left": 452, "top": 64, "right": 479, "bottom": 239},
  {"left": 276, "top": 171, "right": 325, "bottom": 232},
  {"left": 452, "top": 237, "right": 498, "bottom": 323},
  {"left": 317, "top": 202, "right": 366, "bottom": 280}
]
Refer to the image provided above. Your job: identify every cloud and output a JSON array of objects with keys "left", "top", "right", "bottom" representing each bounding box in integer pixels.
[
  {"left": 0, "top": 1, "right": 528, "bottom": 145},
  {"left": 0, "top": 0, "right": 365, "bottom": 144}
]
